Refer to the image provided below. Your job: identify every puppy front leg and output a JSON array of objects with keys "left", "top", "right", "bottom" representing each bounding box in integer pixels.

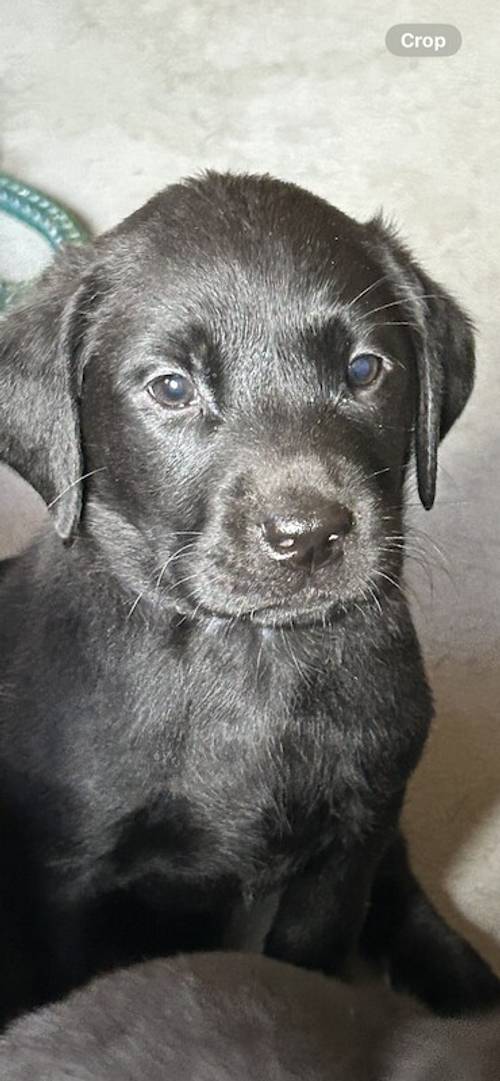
[{"left": 264, "top": 838, "right": 383, "bottom": 977}]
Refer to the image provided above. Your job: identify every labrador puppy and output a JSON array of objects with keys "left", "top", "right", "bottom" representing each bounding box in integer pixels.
[
  {"left": 0, "top": 171, "right": 498, "bottom": 1024},
  {"left": 2, "top": 952, "right": 500, "bottom": 1081}
]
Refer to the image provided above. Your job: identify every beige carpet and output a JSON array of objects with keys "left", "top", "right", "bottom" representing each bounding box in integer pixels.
[{"left": 1, "top": 0, "right": 499, "bottom": 972}]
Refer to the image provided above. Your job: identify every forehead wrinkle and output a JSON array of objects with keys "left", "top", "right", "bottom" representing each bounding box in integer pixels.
[
  {"left": 120, "top": 234, "right": 406, "bottom": 386},
  {"left": 125, "top": 220, "right": 384, "bottom": 345},
  {"left": 205, "top": 264, "right": 353, "bottom": 349},
  {"left": 193, "top": 282, "right": 359, "bottom": 397},
  {"left": 212, "top": 317, "right": 348, "bottom": 415}
]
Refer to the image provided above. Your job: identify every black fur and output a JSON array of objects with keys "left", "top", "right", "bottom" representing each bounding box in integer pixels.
[
  {"left": 2, "top": 952, "right": 500, "bottom": 1081},
  {"left": 0, "top": 171, "right": 496, "bottom": 1024}
]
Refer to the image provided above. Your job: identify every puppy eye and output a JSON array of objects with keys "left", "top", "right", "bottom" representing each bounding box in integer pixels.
[
  {"left": 347, "top": 353, "right": 383, "bottom": 389},
  {"left": 147, "top": 373, "right": 197, "bottom": 409}
]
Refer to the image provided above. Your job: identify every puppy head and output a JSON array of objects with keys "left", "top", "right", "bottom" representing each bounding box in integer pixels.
[{"left": 0, "top": 172, "right": 475, "bottom": 624}]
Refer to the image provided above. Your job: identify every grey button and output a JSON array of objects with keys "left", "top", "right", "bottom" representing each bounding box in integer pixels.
[{"left": 386, "top": 24, "right": 462, "bottom": 57}]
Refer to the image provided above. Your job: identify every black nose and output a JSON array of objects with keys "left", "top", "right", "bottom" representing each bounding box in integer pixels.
[{"left": 260, "top": 502, "right": 353, "bottom": 571}]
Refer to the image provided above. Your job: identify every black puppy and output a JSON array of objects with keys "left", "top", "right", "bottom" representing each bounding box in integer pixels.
[
  {"left": 2, "top": 952, "right": 500, "bottom": 1081},
  {"left": 0, "top": 172, "right": 497, "bottom": 1023}
]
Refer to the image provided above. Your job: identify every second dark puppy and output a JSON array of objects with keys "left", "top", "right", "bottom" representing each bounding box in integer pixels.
[{"left": 0, "top": 171, "right": 497, "bottom": 1022}]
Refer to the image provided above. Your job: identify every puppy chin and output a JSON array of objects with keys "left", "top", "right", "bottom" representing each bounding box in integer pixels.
[
  {"left": 244, "top": 601, "right": 341, "bottom": 628},
  {"left": 179, "top": 580, "right": 361, "bottom": 628},
  {"left": 176, "top": 553, "right": 384, "bottom": 628}
]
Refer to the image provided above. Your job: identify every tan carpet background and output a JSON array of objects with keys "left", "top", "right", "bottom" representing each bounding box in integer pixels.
[{"left": 1, "top": 0, "right": 499, "bottom": 971}]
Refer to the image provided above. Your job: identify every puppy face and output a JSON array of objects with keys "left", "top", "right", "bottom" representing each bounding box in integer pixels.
[{"left": 0, "top": 173, "right": 475, "bottom": 626}]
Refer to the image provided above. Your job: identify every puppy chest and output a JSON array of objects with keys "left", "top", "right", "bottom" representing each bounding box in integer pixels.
[{"left": 107, "top": 717, "right": 365, "bottom": 895}]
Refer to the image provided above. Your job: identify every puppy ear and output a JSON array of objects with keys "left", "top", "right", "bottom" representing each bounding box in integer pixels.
[
  {"left": 413, "top": 282, "right": 475, "bottom": 509},
  {"left": 367, "top": 218, "right": 475, "bottom": 509},
  {"left": 0, "top": 246, "right": 97, "bottom": 542}
]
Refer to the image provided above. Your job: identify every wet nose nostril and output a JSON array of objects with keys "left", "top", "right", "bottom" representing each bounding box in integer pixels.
[
  {"left": 328, "top": 507, "right": 354, "bottom": 540},
  {"left": 260, "top": 520, "right": 298, "bottom": 556},
  {"left": 260, "top": 503, "right": 353, "bottom": 568},
  {"left": 277, "top": 536, "right": 296, "bottom": 550}
]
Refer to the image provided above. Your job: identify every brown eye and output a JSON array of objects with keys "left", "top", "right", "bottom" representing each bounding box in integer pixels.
[
  {"left": 147, "top": 373, "right": 197, "bottom": 409},
  {"left": 347, "top": 353, "right": 383, "bottom": 388}
]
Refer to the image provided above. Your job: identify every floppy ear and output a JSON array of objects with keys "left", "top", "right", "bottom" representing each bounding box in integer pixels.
[
  {"left": 413, "top": 279, "right": 475, "bottom": 509},
  {"left": 366, "top": 217, "right": 475, "bottom": 509},
  {"left": 0, "top": 246, "right": 97, "bottom": 542}
]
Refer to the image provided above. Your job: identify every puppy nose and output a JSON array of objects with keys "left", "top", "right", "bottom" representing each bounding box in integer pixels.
[{"left": 261, "top": 503, "right": 353, "bottom": 570}]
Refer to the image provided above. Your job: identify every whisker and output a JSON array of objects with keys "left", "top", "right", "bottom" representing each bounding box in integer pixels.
[
  {"left": 373, "top": 569, "right": 406, "bottom": 595},
  {"left": 255, "top": 634, "right": 265, "bottom": 685},
  {"left": 155, "top": 541, "right": 198, "bottom": 589},
  {"left": 378, "top": 522, "right": 459, "bottom": 596},
  {"left": 365, "top": 320, "right": 421, "bottom": 336},
  {"left": 47, "top": 467, "right": 107, "bottom": 508},
  {"left": 126, "top": 592, "right": 145, "bottom": 621},
  {"left": 163, "top": 530, "right": 203, "bottom": 538},
  {"left": 373, "top": 568, "right": 429, "bottom": 613},
  {"left": 171, "top": 571, "right": 203, "bottom": 590},
  {"left": 374, "top": 320, "right": 418, "bottom": 328},
  {"left": 364, "top": 583, "right": 383, "bottom": 617},
  {"left": 365, "top": 466, "right": 391, "bottom": 482},
  {"left": 360, "top": 292, "right": 444, "bottom": 321},
  {"left": 405, "top": 528, "right": 452, "bottom": 569},
  {"left": 358, "top": 299, "right": 412, "bottom": 319},
  {"left": 345, "top": 275, "right": 390, "bottom": 311}
]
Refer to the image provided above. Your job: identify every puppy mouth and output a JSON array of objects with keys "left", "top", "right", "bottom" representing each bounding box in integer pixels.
[
  {"left": 170, "top": 555, "right": 388, "bottom": 627},
  {"left": 195, "top": 606, "right": 333, "bottom": 629},
  {"left": 168, "top": 521, "right": 398, "bottom": 628},
  {"left": 182, "top": 591, "right": 349, "bottom": 628},
  {"left": 249, "top": 595, "right": 343, "bottom": 625}
]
